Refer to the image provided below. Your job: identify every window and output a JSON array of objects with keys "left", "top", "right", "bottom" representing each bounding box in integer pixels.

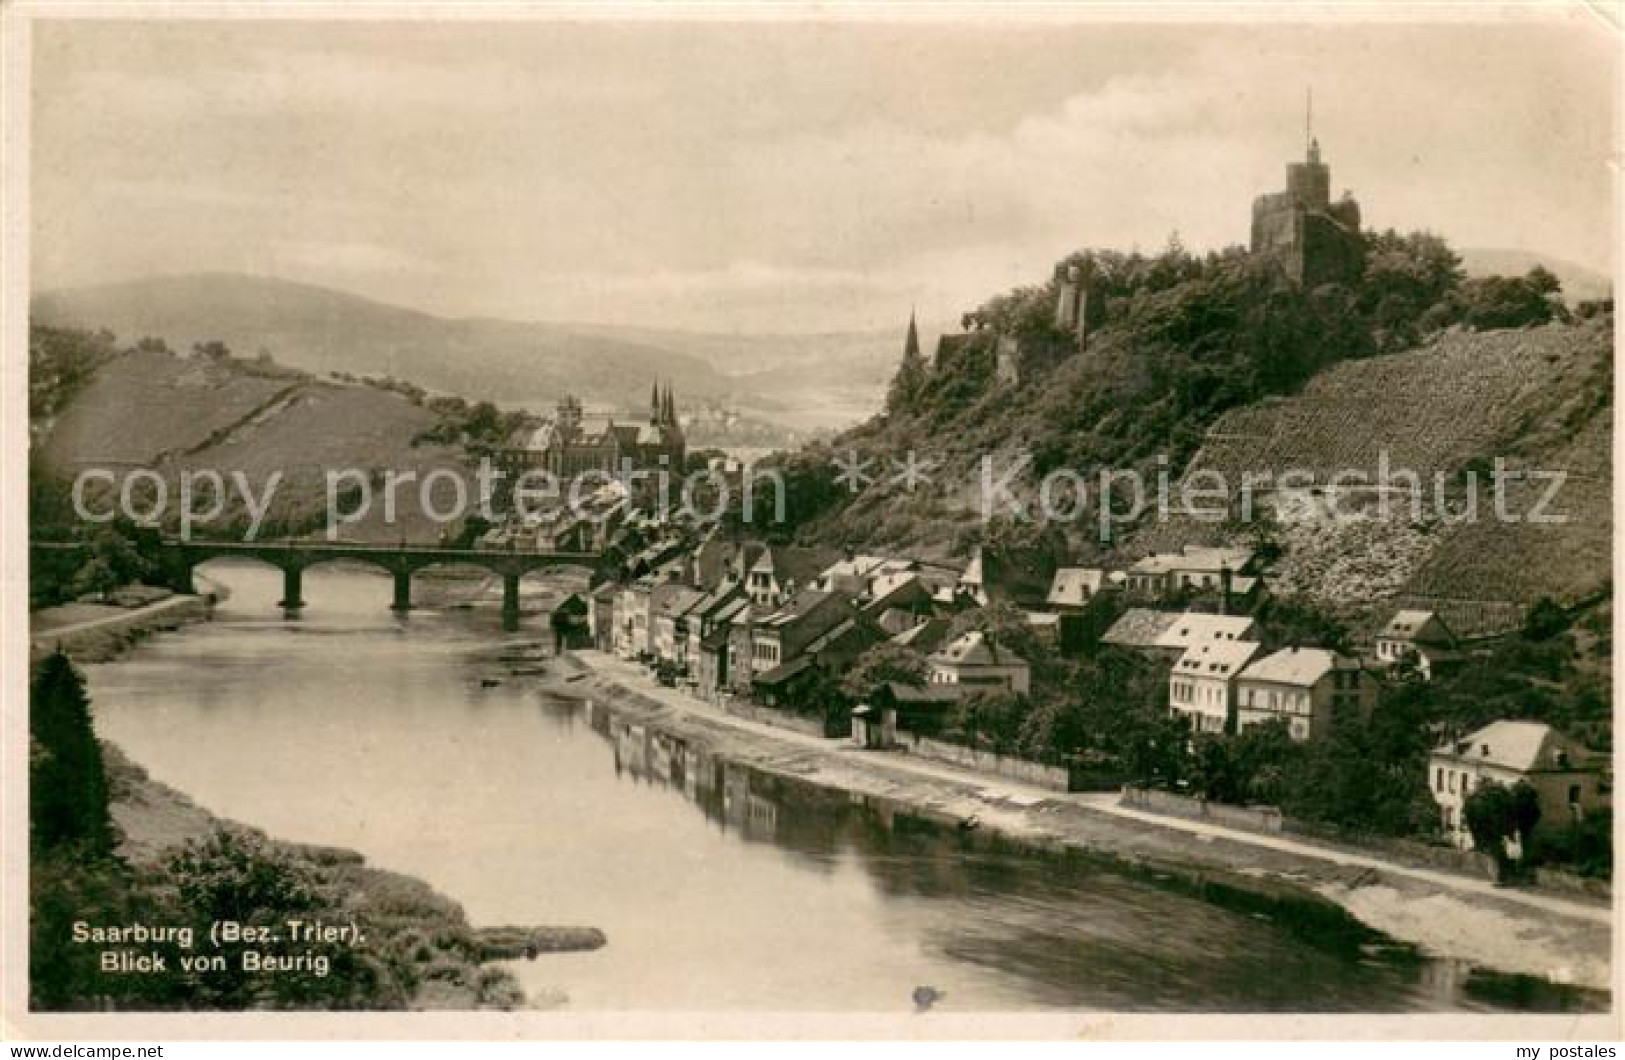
[
  {"left": 1448, "top": 772, "right": 1455, "bottom": 794},
  {"left": 1435, "top": 767, "right": 1443, "bottom": 792},
  {"left": 1569, "top": 784, "right": 1582, "bottom": 806}
]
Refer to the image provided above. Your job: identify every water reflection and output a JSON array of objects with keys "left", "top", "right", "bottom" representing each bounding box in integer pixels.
[{"left": 83, "top": 561, "right": 1606, "bottom": 1014}]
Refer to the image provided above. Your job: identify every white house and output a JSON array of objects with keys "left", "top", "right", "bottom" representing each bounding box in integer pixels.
[
  {"left": 1428, "top": 720, "right": 1609, "bottom": 849},
  {"left": 927, "top": 631, "right": 1031, "bottom": 696},
  {"left": 1234, "top": 647, "right": 1373, "bottom": 741},
  {"left": 1154, "top": 611, "right": 1259, "bottom": 656},
  {"left": 1374, "top": 609, "right": 1460, "bottom": 680},
  {"left": 1169, "top": 640, "right": 1263, "bottom": 735}
]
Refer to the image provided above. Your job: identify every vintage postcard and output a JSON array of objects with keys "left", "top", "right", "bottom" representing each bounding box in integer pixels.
[{"left": 2, "top": 0, "right": 1620, "bottom": 1044}]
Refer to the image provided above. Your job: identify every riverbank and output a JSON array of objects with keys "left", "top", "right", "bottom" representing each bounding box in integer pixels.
[
  {"left": 31, "top": 591, "right": 215, "bottom": 663},
  {"left": 100, "top": 741, "right": 605, "bottom": 1010},
  {"left": 550, "top": 650, "right": 1611, "bottom": 996}
]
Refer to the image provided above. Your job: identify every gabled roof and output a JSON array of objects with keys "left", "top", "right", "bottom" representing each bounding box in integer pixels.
[
  {"left": 1379, "top": 609, "right": 1455, "bottom": 645},
  {"left": 689, "top": 582, "right": 747, "bottom": 620},
  {"left": 1154, "top": 611, "right": 1258, "bottom": 651},
  {"left": 1101, "top": 608, "right": 1182, "bottom": 648},
  {"left": 1048, "top": 567, "right": 1107, "bottom": 607},
  {"left": 653, "top": 587, "right": 705, "bottom": 619},
  {"left": 752, "top": 655, "right": 815, "bottom": 687},
  {"left": 1129, "top": 545, "right": 1254, "bottom": 576},
  {"left": 752, "top": 545, "right": 842, "bottom": 589},
  {"left": 877, "top": 681, "right": 962, "bottom": 705},
  {"left": 1437, "top": 720, "right": 1601, "bottom": 774},
  {"left": 1237, "top": 646, "right": 1357, "bottom": 687},
  {"left": 930, "top": 630, "right": 1027, "bottom": 669},
  {"left": 961, "top": 546, "right": 1057, "bottom": 606},
  {"left": 761, "top": 587, "right": 838, "bottom": 627},
  {"left": 891, "top": 616, "right": 951, "bottom": 654},
  {"left": 1175, "top": 640, "right": 1262, "bottom": 678}
]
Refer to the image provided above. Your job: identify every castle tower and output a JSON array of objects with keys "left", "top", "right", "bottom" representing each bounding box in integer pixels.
[
  {"left": 1249, "top": 99, "right": 1364, "bottom": 288},
  {"left": 1053, "top": 261, "right": 1102, "bottom": 353},
  {"left": 1285, "top": 137, "right": 1331, "bottom": 210},
  {"left": 1054, "top": 263, "right": 1079, "bottom": 330}
]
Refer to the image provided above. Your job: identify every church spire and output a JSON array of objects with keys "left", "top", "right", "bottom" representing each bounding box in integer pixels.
[
  {"left": 904, "top": 308, "right": 920, "bottom": 361},
  {"left": 650, "top": 382, "right": 661, "bottom": 424}
]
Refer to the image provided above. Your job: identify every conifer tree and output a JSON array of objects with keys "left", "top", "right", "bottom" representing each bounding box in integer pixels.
[{"left": 30, "top": 650, "right": 113, "bottom": 856}]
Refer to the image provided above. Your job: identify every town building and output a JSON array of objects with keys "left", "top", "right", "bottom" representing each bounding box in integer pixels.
[
  {"left": 958, "top": 546, "right": 1058, "bottom": 610},
  {"left": 749, "top": 588, "right": 854, "bottom": 678},
  {"left": 651, "top": 585, "right": 705, "bottom": 667},
  {"left": 1234, "top": 646, "right": 1372, "bottom": 741},
  {"left": 753, "top": 612, "right": 887, "bottom": 711},
  {"left": 927, "top": 631, "right": 1031, "bottom": 696},
  {"left": 495, "top": 385, "right": 685, "bottom": 482},
  {"left": 1046, "top": 567, "right": 1112, "bottom": 612},
  {"left": 744, "top": 545, "right": 840, "bottom": 609},
  {"left": 692, "top": 593, "right": 752, "bottom": 700},
  {"left": 589, "top": 581, "right": 618, "bottom": 652},
  {"left": 1428, "top": 720, "right": 1609, "bottom": 849},
  {"left": 1123, "top": 546, "right": 1257, "bottom": 599},
  {"left": 1374, "top": 609, "right": 1461, "bottom": 681},
  {"left": 1169, "top": 640, "right": 1263, "bottom": 735},
  {"left": 1155, "top": 611, "right": 1259, "bottom": 653}
]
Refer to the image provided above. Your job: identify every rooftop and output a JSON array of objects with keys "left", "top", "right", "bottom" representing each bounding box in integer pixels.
[
  {"left": 1175, "top": 640, "right": 1263, "bottom": 677},
  {"left": 1238, "top": 646, "right": 1356, "bottom": 687},
  {"left": 1101, "top": 608, "right": 1182, "bottom": 648},
  {"left": 1154, "top": 611, "right": 1258, "bottom": 651},
  {"left": 1048, "top": 567, "right": 1107, "bottom": 607},
  {"left": 930, "top": 630, "right": 1027, "bottom": 669},
  {"left": 1436, "top": 720, "right": 1602, "bottom": 774}
]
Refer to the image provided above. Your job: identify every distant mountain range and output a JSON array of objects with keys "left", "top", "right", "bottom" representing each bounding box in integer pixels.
[{"left": 30, "top": 273, "right": 915, "bottom": 431}]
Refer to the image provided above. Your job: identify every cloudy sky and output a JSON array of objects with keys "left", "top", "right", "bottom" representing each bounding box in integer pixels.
[{"left": 30, "top": 12, "right": 1617, "bottom": 334}]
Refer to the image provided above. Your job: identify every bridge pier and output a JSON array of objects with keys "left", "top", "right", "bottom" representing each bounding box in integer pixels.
[
  {"left": 501, "top": 574, "right": 521, "bottom": 632},
  {"left": 278, "top": 567, "right": 305, "bottom": 613},
  {"left": 391, "top": 571, "right": 412, "bottom": 613}
]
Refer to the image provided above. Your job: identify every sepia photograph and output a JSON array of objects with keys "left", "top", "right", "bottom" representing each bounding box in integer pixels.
[{"left": 2, "top": 0, "right": 1620, "bottom": 1045}]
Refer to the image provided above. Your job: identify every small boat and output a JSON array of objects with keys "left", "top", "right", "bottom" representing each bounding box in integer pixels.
[{"left": 480, "top": 677, "right": 502, "bottom": 688}]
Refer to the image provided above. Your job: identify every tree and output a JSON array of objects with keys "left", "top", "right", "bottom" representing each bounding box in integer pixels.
[
  {"left": 1523, "top": 596, "right": 1571, "bottom": 642},
  {"left": 841, "top": 642, "right": 929, "bottom": 702},
  {"left": 30, "top": 651, "right": 113, "bottom": 856},
  {"left": 947, "top": 689, "right": 1027, "bottom": 754},
  {"left": 1464, "top": 780, "right": 1542, "bottom": 866},
  {"left": 947, "top": 601, "right": 1045, "bottom": 668},
  {"left": 191, "top": 340, "right": 232, "bottom": 362}
]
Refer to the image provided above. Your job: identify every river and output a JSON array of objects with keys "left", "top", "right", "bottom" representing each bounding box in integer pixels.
[{"left": 82, "top": 560, "right": 1594, "bottom": 1013}]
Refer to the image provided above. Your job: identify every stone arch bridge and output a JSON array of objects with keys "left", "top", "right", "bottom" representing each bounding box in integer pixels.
[{"left": 35, "top": 539, "right": 602, "bottom": 632}]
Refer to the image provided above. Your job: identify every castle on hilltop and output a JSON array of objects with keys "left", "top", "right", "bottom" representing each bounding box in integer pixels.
[
  {"left": 902, "top": 101, "right": 1370, "bottom": 385},
  {"left": 501, "top": 384, "right": 685, "bottom": 480},
  {"left": 1250, "top": 107, "right": 1365, "bottom": 288}
]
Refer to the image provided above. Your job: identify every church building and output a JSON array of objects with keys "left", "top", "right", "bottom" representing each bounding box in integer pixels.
[{"left": 499, "top": 384, "right": 686, "bottom": 481}]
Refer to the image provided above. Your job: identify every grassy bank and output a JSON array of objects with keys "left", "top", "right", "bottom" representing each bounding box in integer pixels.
[{"left": 82, "top": 742, "right": 604, "bottom": 1011}]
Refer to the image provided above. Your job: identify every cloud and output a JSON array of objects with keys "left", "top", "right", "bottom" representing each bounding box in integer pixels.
[{"left": 31, "top": 19, "right": 1614, "bottom": 332}]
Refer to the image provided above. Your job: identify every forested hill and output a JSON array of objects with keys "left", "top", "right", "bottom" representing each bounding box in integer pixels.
[{"left": 744, "top": 235, "right": 1611, "bottom": 627}]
